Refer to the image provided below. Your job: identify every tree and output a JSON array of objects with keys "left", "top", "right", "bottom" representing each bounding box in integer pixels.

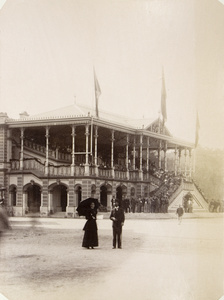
[{"left": 193, "top": 147, "right": 224, "bottom": 200}]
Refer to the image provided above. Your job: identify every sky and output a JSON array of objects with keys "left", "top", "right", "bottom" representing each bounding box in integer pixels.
[{"left": 0, "top": 0, "right": 224, "bottom": 149}]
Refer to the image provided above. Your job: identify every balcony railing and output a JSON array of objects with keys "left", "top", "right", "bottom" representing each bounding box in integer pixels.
[
  {"left": 129, "top": 171, "right": 139, "bottom": 180},
  {"left": 48, "top": 165, "right": 71, "bottom": 176},
  {"left": 10, "top": 159, "right": 161, "bottom": 185},
  {"left": 23, "top": 159, "right": 45, "bottom": 173},
  {"left": 98, "top": 168, "right": 113, "bottom": 178},
  {"left": 24, "top": 139, "right": 72, "bottom": 162}
]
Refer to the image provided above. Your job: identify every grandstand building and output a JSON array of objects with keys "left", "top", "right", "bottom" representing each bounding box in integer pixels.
[{"left": 0, "top": 104, "right": 208, "bottom": 217}]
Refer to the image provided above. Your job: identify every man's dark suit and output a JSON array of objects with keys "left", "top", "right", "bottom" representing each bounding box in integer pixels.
[{"left": 110, "top": 206, "right": 125, "bottom": 248}]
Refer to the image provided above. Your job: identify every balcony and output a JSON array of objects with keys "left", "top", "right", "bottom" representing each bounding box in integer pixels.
[{"left": 9, "top": 159, "right": 161, "bottom": 185}]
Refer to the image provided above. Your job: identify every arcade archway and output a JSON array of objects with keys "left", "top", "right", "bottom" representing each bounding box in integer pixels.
[
  {"left": 75, "top": 185, "right": 82, "bottom": 206},
  {"left": 100, "top": 185, "right": 107, "bottom": 207},
  {"left": 116, "top": 185, "right": 127, "bottom": 202},
  {"left": 26, "top": 184, "right": 41, "bottom": 213},
  {"left": 51, "top": 184, "right": 68, "bottom": 212}
]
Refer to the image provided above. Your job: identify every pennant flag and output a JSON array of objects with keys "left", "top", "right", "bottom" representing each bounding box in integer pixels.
[
  {"left": 161, "top": 69, "right": 167, "bottom": 125},
  {"left": 195, "top": 111, "right": 200, "bottom": 147},
  {"left": 94, "top": 68, "right": 101, "bottom": 118}
]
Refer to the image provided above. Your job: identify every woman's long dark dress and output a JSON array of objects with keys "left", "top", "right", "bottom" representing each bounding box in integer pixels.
[{"left": 82, "top": 209, "right": 98, "bottom": 248}]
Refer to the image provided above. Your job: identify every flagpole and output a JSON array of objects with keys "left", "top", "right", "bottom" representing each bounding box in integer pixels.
[
  {"left": 193, "top": 148, "right": 196, "bottom": 175},
  {"left": 93, "top": 67, "right": 101, "bottom": 118},
  {"left": 161, "top": 68, "right": 167, "bottom": 130},
  {"left": 158, "top": 110, "right": 161, "bottom": 133},
  {"left": 90, "top": 116, "right": 93, "bottom": 156}
]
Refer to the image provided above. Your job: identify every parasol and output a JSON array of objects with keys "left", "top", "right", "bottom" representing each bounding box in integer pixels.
[{"left": 76, "top": 197, "right": 100, "bottom": 216}]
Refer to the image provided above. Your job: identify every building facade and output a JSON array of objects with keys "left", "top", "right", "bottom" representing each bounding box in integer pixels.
[{"left": 0, "top": 104, "right": 198, "bottom": 217}]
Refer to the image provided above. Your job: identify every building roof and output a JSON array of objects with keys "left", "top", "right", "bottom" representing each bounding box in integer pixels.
[
  {"left": 17, "top": 103, "right": 157, "bottom": 130},
  {"left": 4, "top": 103, "right": 194, "bottom": 148}
]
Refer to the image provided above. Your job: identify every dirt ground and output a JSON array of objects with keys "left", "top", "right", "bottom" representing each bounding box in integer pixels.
[{"left": 0, "top": 216, "right": 224, "bottom": 300}]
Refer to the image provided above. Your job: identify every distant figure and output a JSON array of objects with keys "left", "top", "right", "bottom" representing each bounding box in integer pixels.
[
  {"left": 0, "top": 200, "right": 11, "bottom": 241},
  {"left": 111, "top": 195, "right": 116, "bottom": 209},
  {"left": 176, "top": 205, "right": 184, "bottom": 224},
  {"left": 82, "top": 202, "right": 98, "bottom": 249},
  {"left": 110, "top": 199, "right": 125, "bottom": 249}
]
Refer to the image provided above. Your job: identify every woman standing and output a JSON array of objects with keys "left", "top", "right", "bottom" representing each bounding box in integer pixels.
[{"left": 82, "top": 202, "right": 98, "bottom": 249}]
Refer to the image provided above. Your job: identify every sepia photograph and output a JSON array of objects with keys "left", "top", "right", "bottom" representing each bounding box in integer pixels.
[{"left": 0, "top": 0, "right": 224, "bottom": 299}]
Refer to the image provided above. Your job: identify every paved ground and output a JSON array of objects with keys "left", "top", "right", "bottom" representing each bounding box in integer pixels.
[{"left": 0, "top": 213, "right": 224, "bottom": 300}]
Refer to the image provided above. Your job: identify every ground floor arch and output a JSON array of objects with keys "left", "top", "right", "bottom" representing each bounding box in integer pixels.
[
  {"left": 26, "top": 184, "right": 41, "bottom": 213},
  {"left": 116, "top": 185, "right": 127, "bottom": 202},
  {"left": 100, "top": 185, "right": 107, "bottom": 207},
  {"left": 75, "top": 185, "right": 82, "bottom": 206},
  {"left": 51, "top": 184, "right": 68, "bottom": 212},
  {"left": 9, "top": 184, "right": 17, "bottom": 206}
]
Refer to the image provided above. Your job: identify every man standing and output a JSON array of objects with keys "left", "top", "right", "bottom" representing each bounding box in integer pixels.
[
  {"left": 111, "top": 195, "right": 116, "bottom": 209},
  {"left": 110, "top": 199, "right": 125, "bottom": 249},
  {"left": 176, "top": 204, "right": 184, "bottom": 225}
]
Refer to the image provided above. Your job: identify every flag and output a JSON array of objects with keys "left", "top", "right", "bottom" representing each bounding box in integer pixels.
[
  {"left": 94, "top": 68, "right": 101, "bottom": 118},
  {"left": 195, "top": 111, "right": 200, "bottom": 147},
  {"left": 161, "top": 69, "right": 167, "bottom": 125}
]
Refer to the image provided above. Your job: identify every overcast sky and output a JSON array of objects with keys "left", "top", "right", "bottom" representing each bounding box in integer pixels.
[{"left": 0, "top": 0, "right": 224, "bottom": 149}]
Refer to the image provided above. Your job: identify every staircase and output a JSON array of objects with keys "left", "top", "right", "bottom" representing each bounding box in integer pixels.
[{"left": 168, "top": 181, "right": 209, "bottom": 213}]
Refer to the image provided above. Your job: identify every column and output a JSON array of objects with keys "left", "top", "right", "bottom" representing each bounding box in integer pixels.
[
  {"left": 126, "top": 134, "right": 129, "bottom": 179},
  {"left": 164, "top": 141, "right": 167, "bottom": 172},
  {"left": 84, "top": 124, "right": 89, "bottom": 175},
  {"left": 111, "top": 130, "right": 115, "bottom": 178},
  {"left": 139, "top": 134, "right": 143, "bottom": 180},
  {"left": 133, "top": 136, "right": 136, "bottom": 170},
  {"left": 71, "top": 125, "right": 76, "bottom": 175},
  {"left": 45, "top": 126, "right": 50, "bottom": 175},
  {"left": 94, "top": 126, "right": 99, "bottom": 176},
  {"left": 174, "top": 146, "right": 178, "bottom": 176},
  {"left": 146, "top": 137, "right": 150, "bottom": 172},
  {"left": 48, "top": 192, "right": 53, "bottom": 214},
  {"left": 40, "top": 190, "right": 44, "bottom": 207},
  {"left": 184, "top": 148, "right": 187, "bottom": 176},
  {"left": 178, "top": 148, "right": 182, "bottom": 174},
  {"left": 189, "top": 149, "right": 192, "bottom": 178},
  {"left": 22, "top": 192, "right": 28, "bottom": 215},
  {"left": 20, "top": 128, "right": 24, "bottom": 170},
  {"left": 158, "top": 141, "right": 162, "bottom": 169}
]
